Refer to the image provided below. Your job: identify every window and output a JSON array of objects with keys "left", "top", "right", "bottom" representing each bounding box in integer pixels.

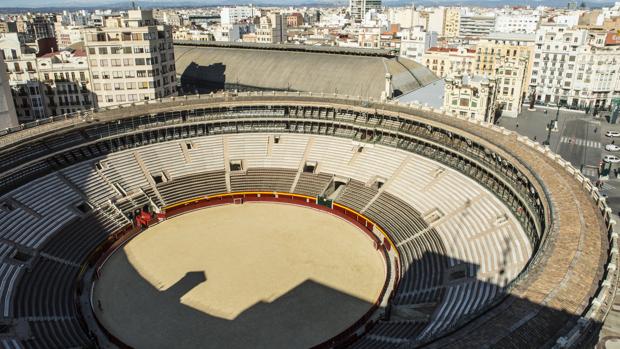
[
  {"left": 123, "top": 58, "right": 133, "bottom": 66},
  {"left": 113, "top": 71, "right": 123, "bottom": 79},
  {"left": 90, "top": 59, "right": 98, "bottom": 67},
  {"left": 123, "top": 46, "right": 132, "bottom": 54},
  {"left": 135, "top": 58, "right": 145, "bottom": 65},
  {"left": 111, "top": 59, "right": 122, "bottom": 67},
  {"left": 113, "top": 83, "right": 124, "bottom": 90},
  {"left": 98, "top": 47, "right": 108, "bottom": 55},
  {"left": 99, "top": 59, "right": 108, "bottom": 67},
  {"left": 111, "top": 46, "right": 122, "bottom": 54},
  {"left": 116, "top": 95, "right": 126, "bottom": 102}
]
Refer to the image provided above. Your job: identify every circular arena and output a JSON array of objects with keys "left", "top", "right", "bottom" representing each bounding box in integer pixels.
[{"left": 0, "top": 92, "right": 616, "bottom": 349}]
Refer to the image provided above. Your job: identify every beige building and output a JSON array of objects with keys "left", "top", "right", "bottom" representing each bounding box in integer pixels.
[
  {"left": 494, "top": 58, "right": 528, "bottom": 117},
  {"left": 443, "top": 8, "right": 461, "bottom": 38},
  {"left": 422, "top": 47, "right": 475, "bottom": 78},
  {"left": 444, "top": 74, "right": 498, "bottom": 122},
  {"left": 256, "top": 13, "right": 287, "bottom": 44},
  {"left": 83, "top": 9, "right": 177, "bottom": 108},
  {"left": 475, "top": 32, "right": 535, "bottom": 85}
]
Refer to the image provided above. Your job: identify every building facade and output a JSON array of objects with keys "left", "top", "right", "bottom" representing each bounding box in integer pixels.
[
  {"left": 443, "top": 8, "right": 461, "bottom": 38},
  {"left": 529, "top": 24, "right": 590, "bottom": 108},
  {"left": 0, "top": 53, "right": 18, "bottom": 129},
  {"left": 459, "top": 15, "right": 496, "bottom": 38},
  {"left": 444, "top": 74, "right": 498, "bottom": 122},
  {"left": 350, "top": 0, "right": 382, "bottom": 22},
  {"left": 83, "top": 9, "right": 177, "bottom": 108},
  {"left": 422, "top": 47, "right": 476, "bottom": 78},
  {"left": 399, "top": 26, "right": 437, "bottom": 62},
  {"left": 256, "top": 14, "right": 287, "bottom": 44},
  {"left": 37, "top": 50, "right": 95, "bottom": 116}
]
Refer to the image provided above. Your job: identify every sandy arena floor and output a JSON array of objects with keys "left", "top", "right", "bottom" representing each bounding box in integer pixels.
[{"left": 93, "top": 202, "right": 386, "bottom": 349}]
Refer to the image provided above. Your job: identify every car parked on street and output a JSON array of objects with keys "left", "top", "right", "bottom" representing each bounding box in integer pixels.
[
  {"left": 606, "top": 131, "right": 620, "bottom": 137},
  {"left": 606, "top": 144, "right": 620, "bottom": 151},
  {"left": 604, "top": 155, "right": 620, "bottom": 163}
]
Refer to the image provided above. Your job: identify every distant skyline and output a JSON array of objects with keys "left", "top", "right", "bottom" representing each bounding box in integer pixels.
[{"left": 0, "top": 0, "right": 616, "bottom": 10}]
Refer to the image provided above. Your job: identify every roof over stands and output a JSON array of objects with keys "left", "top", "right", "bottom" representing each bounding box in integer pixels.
[{"left": 174, "top": 43, "right": 439, "bottom": 99}]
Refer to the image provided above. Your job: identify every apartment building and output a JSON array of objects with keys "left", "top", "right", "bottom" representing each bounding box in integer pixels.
[
  {"left": 0, "top": 53, "right": 17, "bottom": 129},
  {"left": 83, "top": 9, "right": 177, "bottom": 108},
  {"left": 221, "top": 6, "right": 258, "bottom": 25},
  {"left": 443, "top": 8, "right": 461, "bottom": 38},
  {"left": 350, "top": 0, "right": 382, "bottom": 22},
  {"left": 0, "top": 33, "right": 46, "bottom": 121},
  {"left": 422, "top": 47, "right": 475, "bottom": 78},
  {"left": 256, "top": 13, "right": 287, "bottom": 44},
  {"left": 529, "top": 24, "right": 590, "bottom": 108},
  {"left": 444, "top": 74, "right": 498, "bottom": 122},
  {"left": 37, "top": 50, "right": 95, "bottom": 116},
  {"left": 399, "top": 26, "right": 437, "bottom": 62},
  {"left": 494, "top": 58, "right": 528, "bottom": 117},
  {"left": 459, "top": 15, "right": 496, "bottom": 37},
  {"left": 494, "top": 11, "right": 540, "bottom": 34}
]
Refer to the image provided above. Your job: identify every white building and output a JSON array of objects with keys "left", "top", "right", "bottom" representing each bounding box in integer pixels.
[
  {"left": 494, "top": 11, "right": 540, "bottom": 34},
  {"left": 426, "top": 7, "right": 446, "bottom": 36},
  {"left": 0, "top": 32, "right": 46, "bottom": 121},
  {"left": 529, "top": 24, "right": 589, "bottom": 107},
  {"left": 221, "top": 6, "right": 258, "bottom": 25},
  {"left": 0, "top": 53, "right": 17, "bottom": 129},
  {"left": 399, "top": 26, "right": 437, "bottom": 62},
  {"left": 83, "top": 9, "right": 177, "bottom": 108},
  {"left": 37, "top": 50, "right": 95, "bottom": 116},
  {"left": 386, "top": 6, "right": 425, "bottom": 29}
]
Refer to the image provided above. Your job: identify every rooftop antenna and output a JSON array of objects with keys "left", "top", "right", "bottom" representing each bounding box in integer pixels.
[{"left": 131, "top": 1, "right": 137, "bottom": 10}]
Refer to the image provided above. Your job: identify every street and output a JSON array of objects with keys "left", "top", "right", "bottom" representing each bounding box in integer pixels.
[{"left": 498, "top": 105, "right": 620, "bottom": 214}]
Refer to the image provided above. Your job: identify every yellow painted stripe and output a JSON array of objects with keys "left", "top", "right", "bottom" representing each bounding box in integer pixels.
[{"left": 163, "top": 191, "right": 398, "bottom": 254}]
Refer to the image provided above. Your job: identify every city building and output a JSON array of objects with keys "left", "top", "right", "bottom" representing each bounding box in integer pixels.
[
  {"left": 37, "top": 49, "right": 95, "bottom": 116},
  {"left": 83, "top": 9, "right": 177, "bottom": 108},
  {"left": 444, "top": 73, "right": 498, "bottom": 122},
  {"left": 220, "top": 6, "right": 258, "bottom": 25},
  {"left": 529, "top": 24, "right": 589, "bottom": 108},
  {"left": 287, "top": 13, "right": 304, "bottom": 28},
  {"left": 54, "top": 26, "right": 84, "bottom": 49},
  {"left": 494, "top": 11, "right": 540, "bottom": 34},
  {"left": 0, "top": 53, "right": 18, "bottom": 129},
  {"left": 256, "top": 13, "right": 287, "bottom": 44},
  {"left": 422, "top": 47, "right": 476, "bottom": 78},
  {"left": 350, "top": 0, "right": 382, "bottom": 22},
  {"left": 459, "top": 14, "right": 496, "bottom": 38},
  {"left": 0, "top": 32, "right": 47, "bottom": 121},
  {"left": 443, "top": 7, "right": 461, "bottom": 38},
  {"left": 475, "top": 32, "right": 536, "bottom": 81},
  {"left": 399, "top": 26, "right": 437, "bottom": 62},
  {"left": 494, "top": 57, "right": 528, "bottom": 117}
]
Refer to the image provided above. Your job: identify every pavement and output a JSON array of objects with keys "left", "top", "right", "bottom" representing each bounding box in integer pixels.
[{"left": 498, "top": 106, "right": 613, "bottom": 208}]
